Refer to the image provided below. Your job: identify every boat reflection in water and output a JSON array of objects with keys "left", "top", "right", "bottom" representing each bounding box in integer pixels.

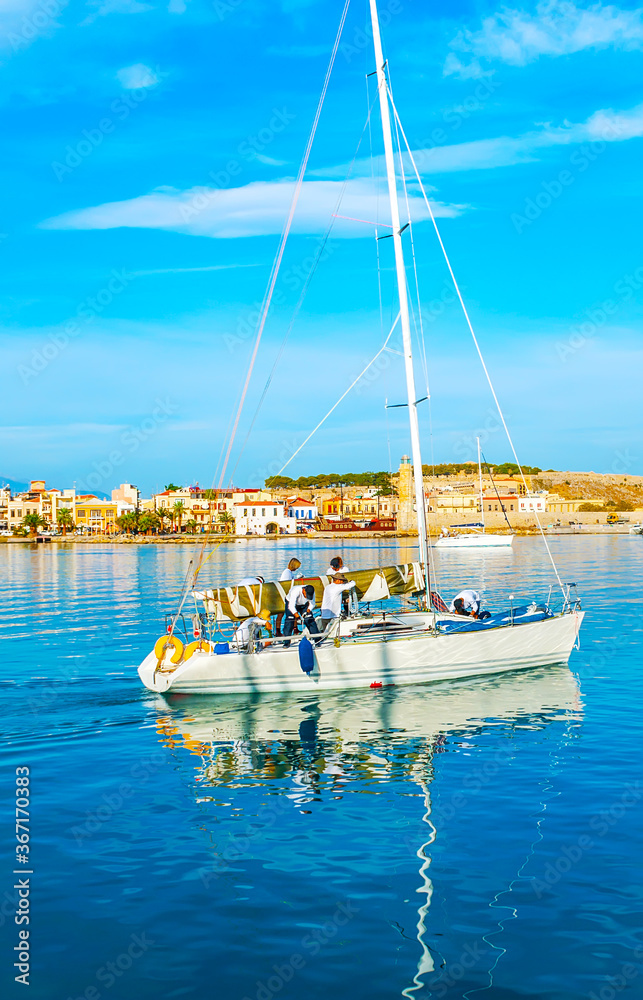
[{"left": 153, "top": 667, "right": 582, "bottom": 998}]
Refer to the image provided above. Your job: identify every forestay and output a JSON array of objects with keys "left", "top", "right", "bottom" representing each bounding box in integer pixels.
[{"left": 198, "top": 562, "right": 425, "bottom": 620}]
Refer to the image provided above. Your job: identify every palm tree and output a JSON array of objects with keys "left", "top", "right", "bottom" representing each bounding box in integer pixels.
[
  {"left": 156, "top": 507, "right": 171, "bottom": 533},
  {"left": 116, "top": 512, "right": 139, "bottom": 535},
  {"left": 22, "top": 513, "right": 46, "bottom": 536},
  {"left": 217, "top": 510, "right": 235, "bottom": 533},
  {"left": 138, "top": 512, "right": 160, "bottom": 536},
  {"left": 185, "top": 518, "right": 198, "bottom": 534},
  {"left": 172, "top": 501, "right": 186, "bottom": 533},
  {"left": 56, "top": 508, "right": 74, "bottom": 536}
]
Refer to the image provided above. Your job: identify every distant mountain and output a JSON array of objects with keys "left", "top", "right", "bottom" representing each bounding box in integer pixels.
[
  {"left": 0, "top": 476, "right": 28, "bottom": 492},
  {"left": 0, "top": 476, "right": 108, "bottom": 499}
]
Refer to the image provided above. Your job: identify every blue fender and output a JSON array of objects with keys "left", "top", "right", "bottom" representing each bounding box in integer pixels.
[{"left": 298, "top": 636, "right": 315, "bottom": 674}]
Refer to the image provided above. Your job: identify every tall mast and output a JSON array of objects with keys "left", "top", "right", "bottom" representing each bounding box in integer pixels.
[
  {"left": 477, "top": 436, "right": 485, "bottom": 533},
  {"left": 369, "top": 0, "right": 429, "bottom": 587}
]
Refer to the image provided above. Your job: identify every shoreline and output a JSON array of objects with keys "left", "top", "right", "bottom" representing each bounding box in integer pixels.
[{"left": 0, "top": 525, "right": 637, "bottom": 544}]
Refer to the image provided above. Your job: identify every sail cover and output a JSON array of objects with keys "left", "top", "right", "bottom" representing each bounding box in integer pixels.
[{"left": 199, "top": 562, "right": 425, "bottom": 620}]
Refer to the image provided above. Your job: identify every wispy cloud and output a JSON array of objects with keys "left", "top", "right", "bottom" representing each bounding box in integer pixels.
[
  {"left": 445, "top": 1, "right": 643, "bottom": 78},
  {"left": 313, "top": 101, "right": 643, "bottom": 176},
  {"left": 116, "top": 63, "right": 159, "bottom": 89},
  {"left": 133, "top": 264, "right": 264, "bottom": 275},
  {"left": 40, "top": 177, "right": 464, "bottom": 240},
  {"left": 82, "top": 0, "right": 152, "bottom": 25}
]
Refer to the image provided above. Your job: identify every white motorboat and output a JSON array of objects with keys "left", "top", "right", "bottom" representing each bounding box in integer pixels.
[
  {"left": 137, "top": 0, "right": 583, "bottom": 697},
  {"left": 628, "top": 523, "right": 643, "bottom": 535}
]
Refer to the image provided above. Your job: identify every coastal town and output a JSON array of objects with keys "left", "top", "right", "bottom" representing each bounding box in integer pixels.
[{"left": 3, "top": 457, "right": 642, "bottom": 539}]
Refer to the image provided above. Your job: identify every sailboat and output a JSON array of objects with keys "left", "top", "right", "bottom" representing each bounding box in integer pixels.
[
  {"left": 137, "top": 0, "right": 583, "bottom": 696},
  {"left": 433, "top": 438, "right": 514, "bottom": 549}
]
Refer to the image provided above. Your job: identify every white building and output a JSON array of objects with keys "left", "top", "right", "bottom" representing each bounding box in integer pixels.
[
  {"left": 519, "top": 494, "right": 547, "bottom": 512},
  {"left": 233, "top": 501, "right": 296, "bottom": 535},
  {"left": 285, "top": 497, "right": 318, "bottom": 522}
]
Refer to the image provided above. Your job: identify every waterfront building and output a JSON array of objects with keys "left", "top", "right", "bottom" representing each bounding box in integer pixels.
[
  {"left": 233, "top": 501, "right": 296, "bottom": 535},
  {"left": 112, "top": 483, "right": 140, "bottom": 506},
  {"left": 482, "top": 494, "right": 519, "bottom": 514}
]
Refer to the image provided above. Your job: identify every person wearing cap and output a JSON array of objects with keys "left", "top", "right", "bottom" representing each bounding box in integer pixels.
[
  {"left": 233, "top": 609, "right": 273, "bottom": 650},
  {"left": 238, "top": 576, "right": 265, "bottom": 587},
  {"left": 283, "top": 584, "right": 319, "bottom": 647},
  {"left": 321, "top": 575, "right": 356, "bottom": 629}
]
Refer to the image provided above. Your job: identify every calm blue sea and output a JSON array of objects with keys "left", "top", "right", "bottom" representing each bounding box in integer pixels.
[{"left": 1, "top": 537, "right": 641, "bottom": 1000}]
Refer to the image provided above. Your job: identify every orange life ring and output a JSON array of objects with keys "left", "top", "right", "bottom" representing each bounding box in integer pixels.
[
  {"left": 154, "top": 635, "right": 184, "bottom": 664},
  {"left": 183, "top": 640, "right": 212, "bottom": 660}
]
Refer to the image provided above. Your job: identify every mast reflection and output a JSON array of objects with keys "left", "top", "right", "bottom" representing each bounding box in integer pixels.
[{"left": 153, "top": 667, "right": 582, "bottom": 997}]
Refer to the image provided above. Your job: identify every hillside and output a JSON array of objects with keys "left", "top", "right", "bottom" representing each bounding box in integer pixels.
[{"left": 532, "top": 471, "right": 643, "bottom": 510}]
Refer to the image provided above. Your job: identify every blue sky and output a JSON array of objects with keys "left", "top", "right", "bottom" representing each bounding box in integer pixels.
[{"left": 1, "top": 0, "right": 642, "bottom": 494}]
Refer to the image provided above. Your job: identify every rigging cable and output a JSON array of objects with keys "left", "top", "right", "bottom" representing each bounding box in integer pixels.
[
  {"left": 216, "top": 0, "right": 351, "bottom": 490},
  {"left": 274, "top": 312, "right": 401, "bottom": 478},
  {"left": 386, "top": 86, "right": 565, "bottom": 596}
]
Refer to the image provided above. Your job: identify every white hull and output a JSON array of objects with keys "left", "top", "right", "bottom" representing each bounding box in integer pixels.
[
  {"left": 138, "top": 610, "right": 583, "bottom": 695},
  {"left": 434, "top": 533, "right": 514, "bottom": 549},
  {"left": 629, "top": 523, "right": 643, "bottom": 535}
]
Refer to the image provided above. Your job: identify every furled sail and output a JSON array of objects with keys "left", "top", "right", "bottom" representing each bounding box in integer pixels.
[{"left": 199, "top": 562, "right": 425, "bottom": 620}]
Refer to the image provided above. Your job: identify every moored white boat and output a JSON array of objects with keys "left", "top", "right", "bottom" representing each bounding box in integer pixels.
[{"left": 434, "top": 529, "right": 513, "bottom": 549}]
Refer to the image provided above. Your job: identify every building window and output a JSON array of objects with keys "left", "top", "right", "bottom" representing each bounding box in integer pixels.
[
  {"left": 252, "top": 509, "right": 256, "bottom": 516},
  {"left": 261, "top": 509, "right": 265, "bottom": 517},
  {"left": 243, "top": 509, "right": 248, "bottom": 516}
]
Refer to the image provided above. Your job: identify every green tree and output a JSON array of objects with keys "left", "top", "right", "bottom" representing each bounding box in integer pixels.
[
  {"left": 217, "top": 510, "right": 235, "bottom": 533},
  {"left": 156, "top": 507, "right": 171, "bottom": 533},
  {"left": 22, "top": 512, "right": 47, "bottom": 536},
  {"left": 172, "top": 501, "right": 186, "bottom": 532},
  {"left": 165, "top": 483, "right": 181, "bottom": 491},
  {"left": 116, "top": 512, "right": 139, "bottom": 534},
  {"left": 185, "top": 518, "right": 198, "bottom": 534},
  {"left": 138, "top": 512, "right": 160, "bottom": 535},
  {"left": 56, "top": 507, "right": 75, "bottom": 536}
]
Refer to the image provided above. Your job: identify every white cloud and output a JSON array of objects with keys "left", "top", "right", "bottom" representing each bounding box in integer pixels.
[
  {"left": 82, "top": 0, "right": 152, "bottom": 24},
  {"left": 116, "top": 62, "right": 159, "bottom": 89},
  {"left": 40, "top": 178, "right": 464, "bottom": 240},
  {"left": 445, "top": 1, "right": 643, "bottom": 78},
  {"left": 312, "top": 101, "right": 643, "bottom": 177}
]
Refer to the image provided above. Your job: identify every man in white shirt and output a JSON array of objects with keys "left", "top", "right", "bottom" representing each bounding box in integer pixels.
[
  {"left": 283, "top": 585, "right": 319, "bottom": 646},
  {"left": 238, "top": 576, "right": 264, "bottom": 587},
  {"left": 449, "top": 589, "right": 482, "bottom": 618},
  {"left": 321, "top": 575, "right": 356, "bottom": 629},
  {"left": 233, "top": 609, "right": 272, "bottom": 650}
]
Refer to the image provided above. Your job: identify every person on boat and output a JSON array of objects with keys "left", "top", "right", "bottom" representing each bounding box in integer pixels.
[
  {"left": 275, "top": 559, "right": 303, "bottom": 635},
  {"left": 321, "top": 575, "right": 356, "bottom": 630},
  {"left": 450, "top": 589, "right": 482, "bottom": 617},
  {"left": 280, "top": 558, "right": 302, "bottom": 582},
  {"left": 233, "top": 609, "right": 272, "bottom": 651},
  {"left": 283, "top": 584, "right": 319, "bottom": 647},
  {"left": 449, "top": 589, "right": 492, "bottom": 620},
  {"left": 326, "top": 556, "right": 350, "bottom": 575},
  {"left": 238, "top": 575, "right": 265, "bottom": 587},
  {"left": 440, "top": 526, "right": 450, "bottom": 538}
]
